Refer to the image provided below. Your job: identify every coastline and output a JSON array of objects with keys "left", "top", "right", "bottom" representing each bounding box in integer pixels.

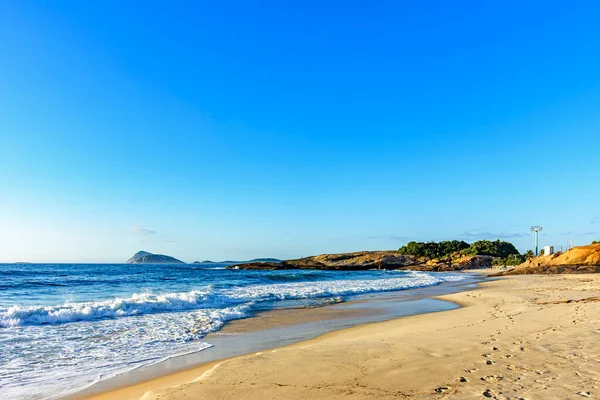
[
  {"left": 72, "top": 273, "right": 482, "bottom": 400},
  {"left": 81, "top": 273, "right": 600, "bottom": 400}
]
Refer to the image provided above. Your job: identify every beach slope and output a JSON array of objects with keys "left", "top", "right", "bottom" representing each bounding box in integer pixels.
[{"left": 89, "top": 274, "right": 600, "bottom": 400}]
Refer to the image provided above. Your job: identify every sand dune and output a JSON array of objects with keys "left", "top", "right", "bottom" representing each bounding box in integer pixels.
[{"left": 504, "top": 243, "right": 600, "bottom": 275}]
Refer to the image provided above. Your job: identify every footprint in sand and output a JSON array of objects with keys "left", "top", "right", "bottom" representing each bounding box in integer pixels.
[{"left": 481, "top": 375, "right": 503, "bottom": 382}]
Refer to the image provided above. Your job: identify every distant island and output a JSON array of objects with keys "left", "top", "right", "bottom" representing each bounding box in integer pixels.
[
  {"left": 125, "top": 251, "right": 281, "bottom": 264},
  {"left": 126, "top": 251, "right": 184, "bottom": 264}
]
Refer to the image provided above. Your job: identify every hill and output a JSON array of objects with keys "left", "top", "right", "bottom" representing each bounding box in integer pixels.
[
  {"left": 499, "top": 243, "right": 600, "bottom": 275},
  {"left": 126, "top": 251, "right": 184, "bottom": 264}
]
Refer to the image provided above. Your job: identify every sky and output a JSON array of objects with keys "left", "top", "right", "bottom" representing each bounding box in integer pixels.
[{"left": 1, "top": 1, "right": 599, "bottom": 263}]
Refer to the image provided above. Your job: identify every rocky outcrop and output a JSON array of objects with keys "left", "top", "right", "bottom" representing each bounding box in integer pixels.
[
  {"left": 126, "top": 251, "right": 184, "bottom": 264},
  {"left": 229, "top": 251, "right": 492, "bottom": 271},
  {"left": 192, "top": 258, "right": 282, "bottom": 264},
  {"left": 498, "top": 243, "right": 600, "bottom": 275}
]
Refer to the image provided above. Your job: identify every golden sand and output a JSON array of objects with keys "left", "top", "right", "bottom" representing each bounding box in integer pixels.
[{"left": 86, "top": 274, "right": 600, "bottom": 400}]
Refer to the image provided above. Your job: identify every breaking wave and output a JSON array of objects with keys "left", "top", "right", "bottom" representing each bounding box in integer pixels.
[{"left": 1, "top": 271, "right": 463, "bottom": 328}]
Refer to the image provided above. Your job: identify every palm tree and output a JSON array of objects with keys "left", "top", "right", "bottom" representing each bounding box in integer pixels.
[{"left": 524, "top": 250, "right": 534, "bottom": 260}]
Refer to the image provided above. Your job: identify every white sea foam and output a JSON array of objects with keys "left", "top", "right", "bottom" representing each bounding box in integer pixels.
[
  {"left": 0, "top": 305, "right": 245, "bottom": 399},
  {"left": 0, "top": 271, "right": 461, "bottom": 328},
  {"left": 0, "top": 271, "right": 464, "bottom": 399}
]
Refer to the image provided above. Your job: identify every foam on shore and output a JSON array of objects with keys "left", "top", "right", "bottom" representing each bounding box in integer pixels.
[{"left": 0, "top": 270, "right": 465, "bottom": 399}]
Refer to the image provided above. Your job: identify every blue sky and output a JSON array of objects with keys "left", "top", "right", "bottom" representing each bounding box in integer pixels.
[{"left": 1, "top": 1, "right": 599, "bottom": 262}]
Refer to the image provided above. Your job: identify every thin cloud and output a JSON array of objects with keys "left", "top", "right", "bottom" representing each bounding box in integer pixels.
[
  {"left": 590, "top": 217, "right": 599, "bottom": 225},
  {"left": 366, "top": 235, "right": 411, "bottom": 241},
  {"left": 456, "top": 231, "right": 529, "bottom": 241},
  {"left": 559, "top": 231, "right": 597, "bottom": 237},
  {"left": 129, "top": 227, "right": 158, "bottom": 236}
]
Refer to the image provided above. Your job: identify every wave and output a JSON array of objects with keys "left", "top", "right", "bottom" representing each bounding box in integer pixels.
[
  {"left": 0, "top": 271, "right": 464, "bottom": 328},
  {"left": 0, "top": 270, "right": 467, "bottom": 400},
  {"left": 262, "top": 272, "right": 329, "bottom": 282}
]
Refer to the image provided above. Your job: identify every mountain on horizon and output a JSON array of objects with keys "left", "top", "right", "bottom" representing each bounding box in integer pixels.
[{"left": 126, "top": 251, "right": 184, "bottom": 264}]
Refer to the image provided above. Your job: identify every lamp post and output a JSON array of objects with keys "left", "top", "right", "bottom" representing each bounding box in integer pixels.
[{"left": 531, "top": 226, "right": 543, "bottom": 256}]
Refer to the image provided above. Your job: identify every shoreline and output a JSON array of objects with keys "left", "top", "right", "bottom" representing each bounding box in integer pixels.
[
  {"left": 73, "top": 273, "right": 483, "bottom": 400},
  {"left": 81, "top": 273, "right": 600, "bottom": 400}
]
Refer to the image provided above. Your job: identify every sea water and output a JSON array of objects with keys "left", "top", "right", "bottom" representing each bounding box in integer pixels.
[{"left": 0, "top": 263, "right": 466, "bottom": 399}]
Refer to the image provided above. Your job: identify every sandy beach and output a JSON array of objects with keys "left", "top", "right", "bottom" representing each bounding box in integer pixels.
[{"left": 86, "top": 274, "right": 600, "bottom": 400}]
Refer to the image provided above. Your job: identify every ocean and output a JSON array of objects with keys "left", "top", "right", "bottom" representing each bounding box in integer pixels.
[{"left": 0, "top": 263, "right": 467, "bottom": 399}]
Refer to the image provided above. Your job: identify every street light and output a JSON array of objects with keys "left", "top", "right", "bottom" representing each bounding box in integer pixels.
[{"left": 531, "top": 226, "right": 543, "bottom": 256}]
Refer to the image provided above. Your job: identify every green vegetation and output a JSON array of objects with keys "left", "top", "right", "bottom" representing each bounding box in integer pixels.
[
  {"left": 592, "top": 240, "right": 599, "bottom": 244},
  {"left": 398, "top": 240, "right": 469, "bottom": 259},
  {"left": 492, "top": 254, "right": 525, "bottom": 266},
  {"left": 492, "top": 253, "right": 526, "bottom": 266},
  {"left": 506, "top": 253, "right": 525, "bottom": 265},
  {"left": 398, "top": 239, "right": 520, "bottom": 259},
  {"left": 524, "top": 250, "right": 534, "bottom": 259},
  {"left": 460, "top": 240, "right": 520, "bottom": 258},
  {"left": 492, "top": 250, "right": 533, "bottom": 267}
]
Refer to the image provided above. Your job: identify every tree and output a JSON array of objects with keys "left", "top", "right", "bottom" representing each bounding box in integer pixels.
[
  {"left": 592, "top": 240, "right": 599, "bottom": 244},
  {"left": 399, "top": 239, "right": 520, "bottom": 259},
  {"left": 539, "top": 249, "right": 545, "bottom": 256},
  {"left": 506, "top": 254, "right": 525, "bottom": 266},
  {"left": 461, "top": 240, "right": 520, "bottom": 258},
  {"left": 524, "top": 250, "right": 534, "bottom": 259},
  {"left": 492, "top": 258, "right": 505, "bottom": 266},
  {"left": 398, "top": 240, "right": 469, "bottom": 259}
]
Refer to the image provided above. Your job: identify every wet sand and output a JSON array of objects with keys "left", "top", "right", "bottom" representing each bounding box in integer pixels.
[
  {"left": 74, "top": 276, "right": 479, "bottom": 399},
  {"left": 81, "top": 274, "right": 600, "bottom": 400}
]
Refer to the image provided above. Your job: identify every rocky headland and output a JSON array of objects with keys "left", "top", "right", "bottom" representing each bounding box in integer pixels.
[
  {"left": 498, "top": 243, "right": 600, "bottom": 275},
  {"left": 228, "top": 250, "right": 493, "bottom": 271}
]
